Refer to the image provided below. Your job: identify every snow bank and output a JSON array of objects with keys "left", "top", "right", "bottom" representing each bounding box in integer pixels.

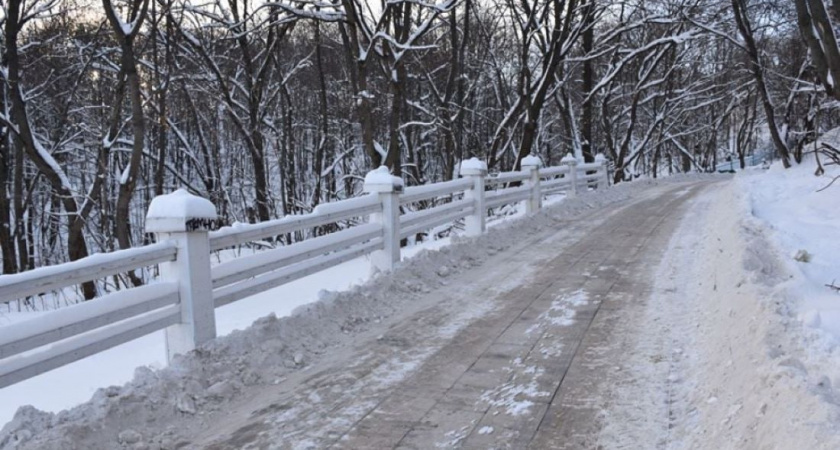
[
  {"left": 0, "top": 175, "right": 720, "bottom": 450},
  {"left": 598, "top": 176, "right": 840, "bottom": 448},
  {"left": 737, "top": 155, "right": 840, "bottom": 341}
]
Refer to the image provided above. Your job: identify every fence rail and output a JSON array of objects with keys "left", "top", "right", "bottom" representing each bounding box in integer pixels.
[{"left": 0, "top": 155, "right": 608, "bottom": 388}]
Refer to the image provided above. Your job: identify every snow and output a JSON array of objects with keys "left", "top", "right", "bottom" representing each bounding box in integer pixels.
[
  {"left": 0, "top": 206, "right": 518, "bottom": 430},
  {"left": 560, "top": 153, "right": 577, "bottom": 164},
  {"left": 32, "top": 136, "right": 72, "bottom": 192},
  {"left": 0, "top": 282, "right": 177, "bottom": 355},
  {"left": 546, "top": 290, "right": 587, "bottom": 327},
  {"left": 362, "top": 166, "right": 402, "bottom": 189},
  {"left": 480, "top": 356, "right": 547, "bottom": 417},
  {"left": 0, "top": 172, "right": 595, "bottom": 430},
  {"left": 0, "top": 175, "right": 670, "bottom": 448},
  {"left": 597, "top": 167, "right": 840, "bottom": 449},
  {"left": 460, "top": 157, "right": 487, "bottom": 171},
  {"left": 521, "top": 154, "right": 542, "bottom": 168},
  {"left": 119, "top": 164, "right": 130, "bottom": 185},
  {"left": 0, "top": 242, "right": 176, "bottom": 296},
  {"left": 373, "top": 141, "right": 388, "bottom": 158},
  {"left": 145, "top": 189, "right": 217, "bottom": 220},
  {"left": 737, "top": 152, "right": 840, "bottom": 344},
  {"left": 0, "top": 255, "right": 370, "bottom": 429}
]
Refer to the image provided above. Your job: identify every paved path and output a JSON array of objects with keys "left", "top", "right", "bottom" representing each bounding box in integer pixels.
[{"left": 191, "top": 181, "right": 713, "bottom": 450}]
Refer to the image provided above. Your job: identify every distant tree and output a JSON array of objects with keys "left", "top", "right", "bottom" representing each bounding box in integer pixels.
[{"left": 795, "top": 0, "right": 840, "bottom": 102}]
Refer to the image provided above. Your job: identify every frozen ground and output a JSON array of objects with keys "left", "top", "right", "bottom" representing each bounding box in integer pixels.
[
  {"left": 737, "top": 154, "right": 840, "bottom": 341},
  {"left": 0, "top": 175, "right": 715, "bottom": 450},
  {"left": 0, "top": 187, "right": 536, "bottom": 427},
  {"left": 3, "top": 167, "right": 839, "bottom": 449},
  {"left": 596, "top": 174, "right": 840, "bottom": 449},
  {"left": 0, "top": 177, "right": 692, "bottom": 448}
]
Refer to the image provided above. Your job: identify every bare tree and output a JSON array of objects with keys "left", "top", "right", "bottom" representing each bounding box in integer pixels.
[
  {"left": 1, "top": 0, "right": 97, "bottom": 298},
  {"left": 103, "top": 0, "right": 151, "bottom": 285},
  {"left": 731, "top": 0, "right": 792, "bottom": 167}
]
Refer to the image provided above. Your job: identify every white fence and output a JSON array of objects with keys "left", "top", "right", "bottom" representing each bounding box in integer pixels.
[{"left": 0, "top": 155, "right": 608, "bottom": 388}]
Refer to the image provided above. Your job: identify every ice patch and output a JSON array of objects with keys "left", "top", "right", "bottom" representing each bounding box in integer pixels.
[
  {"left": 535, "top": 289, "right": 589, "bottom": 329},
  {"left": 481, "top": 360, "right": 550, "bottom": 417}
]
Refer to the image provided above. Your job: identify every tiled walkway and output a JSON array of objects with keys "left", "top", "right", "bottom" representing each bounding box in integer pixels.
[{"left": 195, "top": 182, "right": 709, "bottom": 449}]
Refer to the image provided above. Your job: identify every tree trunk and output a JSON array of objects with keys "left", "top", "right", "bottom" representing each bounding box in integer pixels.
[
  {"left": 581, "top": 0, "right": 595, "bottom": 162},
  {"left": 104, "top": 0, "right": 149, "bottom": 287},
  {"left": 114, "top": 42, "right": 146, "bottom": 287},
  {"left": 4, "top": 0, "right": 95, "bottom": 298},
  {"left": 732, "top": 0, "right": 791, "bottom": 168},
  {"left": 0, "top": 123, "right": 16, "bottom": 274}
]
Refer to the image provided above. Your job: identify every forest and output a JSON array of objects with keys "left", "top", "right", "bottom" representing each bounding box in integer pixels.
[{"left": 0, "top": 0, "right": 838, "bottom": 290}]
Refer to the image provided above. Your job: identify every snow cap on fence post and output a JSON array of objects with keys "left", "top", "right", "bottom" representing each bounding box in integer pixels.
[
  {"left": 145, "top": 189, "right": 219, "bottom": 362},
  {"left": 561, "top": 153, "right": 578, "bottom": 197},
  {"left": 521, "top": 154, "right": 542, "bottom": 214},
  {"left": 459, "top": 157, "right": 488, "bottom": 237},
  {"left": 364, "top": 166, "right": 403, "bottom": 273},
  {"left": 594, "top": 154, "right": 609, "bottom": 189}
]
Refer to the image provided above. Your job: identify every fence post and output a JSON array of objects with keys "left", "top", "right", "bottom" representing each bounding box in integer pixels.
[
  {"left": 562, "top": 154, "right": 578, "bottom": 197},
  {"left": 459, "top": 158, "right": 488, "bottom": 237},
  {"left": 521, "top": 154, "right": 542, "bottom": 214},
  {"left": 594, "top": 154, "right": 609, "bottom": 189},
  {"left": 364, "top": 166, "right": 403, "bottom": 273},
  {"left": 145, "top": 189, "right": 218, "bottom": 362}
]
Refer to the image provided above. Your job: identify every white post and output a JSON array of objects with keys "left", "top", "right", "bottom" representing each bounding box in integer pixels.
[
  {"left": 459, "top": 158, "right": 488, "bottom": 237},
  {"left": 594, "top": 154, "right": 609, "bottom": 189},
  {"left": 145, "top": 189, "right": 218, "bottom": 362},
  {"left": 521, "top": 154, "right": 542, "bottom": 214},
  {"left": 364, "top": 166, "right": 403, "bottom": 273},
  {"left": 562, "top": 154, "right": 578, "bottom": 197}
]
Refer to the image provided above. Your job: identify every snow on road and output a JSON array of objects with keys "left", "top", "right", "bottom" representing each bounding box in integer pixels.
[
  {"left": 0, "top": 177, "right": 659, "bottom": 449},
  {"left": 0, "top": 256, "right": 370, "bottom": 428},
  {"left": 0, "top": 191, "right": 528, "bottom": 428},
  {"left": 598, "top": 159, "right": 840, "bottom": 449},
  {"left": 4, "top": 168, "right": 840, "bottom": 449}
]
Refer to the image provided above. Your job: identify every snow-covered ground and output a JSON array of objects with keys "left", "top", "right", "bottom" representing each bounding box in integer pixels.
[
  {"left": 0, "top": 255, "right": 370, "bottom": 427},
  {"left": 0, "top": 190, "right": 561, "bottom": 428},
  {"left": 6, "top": 163, "right": 838, "bottom": 448},
  {"left": 596, "top": 153, "right": 840, "bottom": 448},
  {"left": 0, "top": 177, "right": 676, "bottom": 449},
  {"left": 738, "top": 154, "right": 840, "bottom": 341}
]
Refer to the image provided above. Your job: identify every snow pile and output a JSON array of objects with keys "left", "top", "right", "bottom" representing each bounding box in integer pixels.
[
  {"left": 0, "top": 174, "right": 720, "bottom": 450},
  {"left": 459, "top": 157, "right": 487, "bottom": 174},
  {"left": 560, "top": 153, "right": 577, "bottom": 164},
  {"left": 520, "top": 154, "right": 542, "bottom": 168},
  {"left": 145, "top": 189, "right": 217, "bottom": 219},
  {"left": 737, "top": 155, "right": 840, "bottom": 341},
  {"left": 597, "top": 176, "right": 840, "bottom": 448},
  {"left": 362, "top": 166, "right": 403, "bottom": 191}
]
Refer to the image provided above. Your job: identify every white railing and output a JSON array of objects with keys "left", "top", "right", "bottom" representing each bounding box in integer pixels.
[{"left": 0, "top": 155, "right": 608, "bottom": 388}]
